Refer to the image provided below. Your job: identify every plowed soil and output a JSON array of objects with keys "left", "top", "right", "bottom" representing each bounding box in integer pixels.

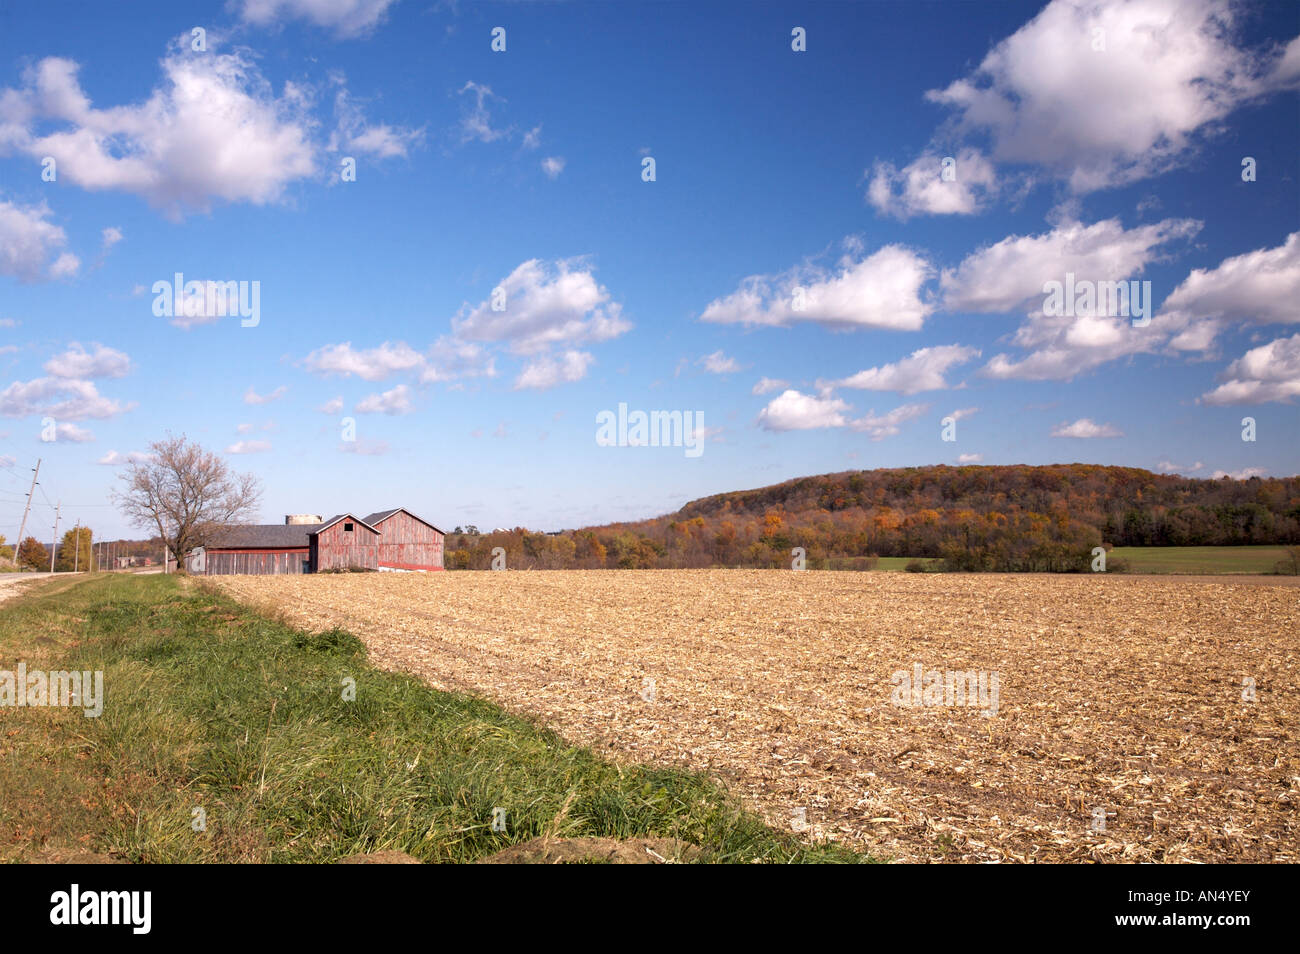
[{"left": 213, "top": 570, "right": 1300, "bottom": 863}]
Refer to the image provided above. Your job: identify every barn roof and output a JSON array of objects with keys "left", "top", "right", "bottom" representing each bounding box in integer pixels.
[
  {"left": 317, "top": 513, "right": 379, "bottom": 534},
  {"left": 207, "top": 524, "right": 318, "bottom": 549},
  {"left": 362, "top": 508, "right": 447, "bottom": 535}
]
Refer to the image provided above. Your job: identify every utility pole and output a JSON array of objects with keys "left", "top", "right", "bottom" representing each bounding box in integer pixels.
[
  {"left": 13, "top": 458, "right": 39, "bottom": 568},
  {"left": 73, "top": 519, "right": 80, "bottom": 572},
  {"left": 49, "top": 502, "right": 60, "bottom": 574}
]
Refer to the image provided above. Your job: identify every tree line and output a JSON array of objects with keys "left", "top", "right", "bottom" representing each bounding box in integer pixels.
[{"left": 444, "top": 464, "right": 1300, "bottom": 573}]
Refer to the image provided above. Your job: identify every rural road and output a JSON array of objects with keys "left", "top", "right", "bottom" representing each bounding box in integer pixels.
[{"left": 0, "top": 571, "right": 77, "bottom": 605}]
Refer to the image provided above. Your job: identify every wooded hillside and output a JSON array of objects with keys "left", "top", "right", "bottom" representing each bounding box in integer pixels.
[{"left": 445, "top": 465, "right": 1300, "bottom": 573}]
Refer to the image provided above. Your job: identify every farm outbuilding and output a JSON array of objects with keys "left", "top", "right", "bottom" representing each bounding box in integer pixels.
[
  {"left": 364, "top": 508, "right": 446, "bottom": 572},
  {"left": 197, "top": 509, "right": 441, "bottom": 575}
]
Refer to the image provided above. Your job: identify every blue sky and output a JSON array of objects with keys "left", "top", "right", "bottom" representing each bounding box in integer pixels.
[{"left": 1, "top": 0, "right": 1298, "bottom": 540}]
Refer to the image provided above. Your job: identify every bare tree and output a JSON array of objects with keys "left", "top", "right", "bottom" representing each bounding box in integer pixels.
[{"left": 113, "top": 434, "right": 262, "bottom": 571}]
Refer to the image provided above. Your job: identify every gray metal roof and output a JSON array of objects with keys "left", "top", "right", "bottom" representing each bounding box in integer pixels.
[
  {"left": 362, "top": 508, "right": 447, "bottom": 535},
  {"left": 206, "top": 523, "right": 318, "bottom": 549},
  {"left": 207, "top": 510, "right": 431, "bottom": 549}
]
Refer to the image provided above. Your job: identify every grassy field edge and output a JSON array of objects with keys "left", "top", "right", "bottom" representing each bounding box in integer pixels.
[{"left": 0, "top": 574, "right": 870, "bottom": 864}]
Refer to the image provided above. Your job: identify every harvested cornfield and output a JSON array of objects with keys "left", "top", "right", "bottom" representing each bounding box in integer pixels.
[{"left": 212, "top": 570, "right": 1300, "bottom": 863}]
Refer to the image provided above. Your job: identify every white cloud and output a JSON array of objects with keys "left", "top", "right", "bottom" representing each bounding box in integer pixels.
[
  {"left": 752, "top": 376, "right": 789, "bottom": 395},
  {"left": 701, "top": 244, "right": 935, "bottom": 331},
  {"left": 848, "top": 403, "right": 931, "bottom": 440},
  {"left": 457, "top": 81, "right": 510, "bottom": 144},
  {"left": 1211, "top": 467, "right": 1269, "bottom": 480},
  {"left": 100, "top": 226, "right": 123, "bottom": 252},
  {"left": 699, "top": 350, "right": 740, "bottom": 375},
  {"left": 0, "top": 46, "right": 316, "bottom": 218},
  {"left": 925, "top": 0, "right": 1300, "bottom": 192},
  {"left": 97, "top": 449, "right": 153, "bottom": 465},
  {"left": 243, "top": 385, "right": 288, "bottom": 405},
  {"left": 0, "top": 377, "right": 133, "bottom": 420},
  {"left": 236, "top": 0, "right": 398, "bottom": 38},
  {"left": 514, "top": 350, "right": 593, "bottom": 390},
  {"left": 419, "top": 337, "right": 496, "bottom": 383},
  {"left": 329, "top": 86, "right": 424, "bottom": 159},
  {"left": 226, "top": 440, "right": 272, "bottom": 454},
  {"left": 522, "top": 125, "right": 542, "bottom": 149},
  {"left": 50, "top": 421, "right": 94, "bottom": 442},
  {"left": 949, "top": 406, "right": 979, "bottom": 421},
  {"left": 453, "top": 259, "right": 630, "bottom": 355},
  {"left": 831, "top": 344, "right": 978, "bottom": 394},
  {"left": 1160, "top": 233, "right": 1300, "bottom": 351},
  {"left": 956, "top": 453, "right": 983, "bottom": 463},
  {"left": 0, "top": 199, "right": 79, "bottom": 281},
  {"left": 1198, "top": 332, "right": 1300, "bottom": 405},
  {"left": 1156, "top": 459, "right": 1203, "bottom": 473},
  {"left": 541, "top": 156, "right": 565, "bottom": 179},
  {"left": 302, "top": 341, "right": 424, "bottom": 380},
  {"left": 318, "top": 396, "right": 344, "bottom": 414},
  {"left": 44, "top": 343, "right": 131, "bottom": 379},
  {"left": 757, "top": 390, "right": 851, "bottom": 431},
  {"left": 355, "top": 383, "right": 412, "bottom": 414},
  {"left": 1050, "top": 418, "right": 1123, "bottom": 438},
  {"left": 867, "top": 149, "right": 997, "bottom": 219},
  {"left": 942, "top": 216, "right": 1200, "bottom": 314}
]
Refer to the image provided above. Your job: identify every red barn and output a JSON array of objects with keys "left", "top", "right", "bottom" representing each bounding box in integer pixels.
[
  {"left": 310, "top": 514, "right": 380, "bottom": 572},
  {"left": 199, "top": 513, "right": 379, "bottom": 575},
  {"left": 364, "top": 508, "right": 445, "bottom": 571}
]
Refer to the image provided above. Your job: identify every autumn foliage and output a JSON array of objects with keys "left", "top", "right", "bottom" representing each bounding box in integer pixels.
[{"left": 444, "top": 464, "right": 1300, "bottom": 573}]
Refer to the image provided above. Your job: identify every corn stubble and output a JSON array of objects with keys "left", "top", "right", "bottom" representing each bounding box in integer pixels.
[{"left": 214, "top": 570, "right": 1300, "bottom": 863}]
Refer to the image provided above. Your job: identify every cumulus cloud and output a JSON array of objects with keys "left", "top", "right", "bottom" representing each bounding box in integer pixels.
[
  {"left": 452, "top": 259, "right": 630, "bottom": 355},
  {"left": 1211, "top": 466, "right": 1269, "bottom": 480},
  {"left": 1050, "top": 417, "right": 1123, "bottom": 438},
  {"left": 0, "top": 199, "right": 79, "bottom": 281},
  {"left": 302, "top": 341, "right": 424, "bottom": 380},
  {"left": 867, "top": 149, "right": 998, "bottom": 219},
  {"left": 98, "top": 449, "right": 154, "bottom": 465},
  {"left": 942, "top": 216, "right": 1200, "bottom": 314},
  {"left": 0, "top": 45, "right": 318, "bottom": 218},
  {"left": 957, "top": 453, "right": 984, "bottom": 463},
  {"left": 329, "top": 86, "right": 424, "bottom": 159},
  {"left": 317, "top": 396, "right": 344, "bottom": 414},
  {"left": 925, "top": 0, "right": 1300, "bottom": 192},
  {"left": 1156, "top": 459, "right": 1203, "bottom": 473},
  {"left": 49, "top": 421, "right": 95, "bottom": 442},
  {"left": 236, "top": 0, "right": 399, "bottom": 38},
  {"left": 1160, "top": 233, "right": 1300, "bottom": 351},
  {"left": 848, "top": 402, "right": 931, "bottom": 440},
  {"left": 701, "top": 244, "right": 935, "bottom": 332},
  {"left": 514, "top": 350, "right": 593, "bottom": 390},
  {"left": 226, "top": 439, "right": 272, "bottom": 454},
  {"left": 43, "top": 343, "right": 130, "bottom": 379},
  {"left": 699, "top": 350, "right": 740, "bottom": 375},
  {"left": 752, "top": 376, "right": 789, "bottom": 395},
  {"left": 243, "top": 385, "right": 288, "bottom": 405},
  {"left": 0, "top": 377, "right": 133, "bottom": 420},
  {"left": 1199, "top": 332, "right": 1300, "bottom": 405},
  {"left": 757, "top": 390, "right": 851, "bottom": 431},
  {"left": 355, "top": 383, "right": 412, "bottom": 414},
  {"left": 831, "top": 344, "right": 979, "bottom": 394},
  {"left": 541, "top": 156, "right": 565, "bottom": 179}
]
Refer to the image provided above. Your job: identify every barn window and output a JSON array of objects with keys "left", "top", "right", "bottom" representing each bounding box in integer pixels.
[{"left": 344, "top": 522, "right": 354, "bottom": 532}]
